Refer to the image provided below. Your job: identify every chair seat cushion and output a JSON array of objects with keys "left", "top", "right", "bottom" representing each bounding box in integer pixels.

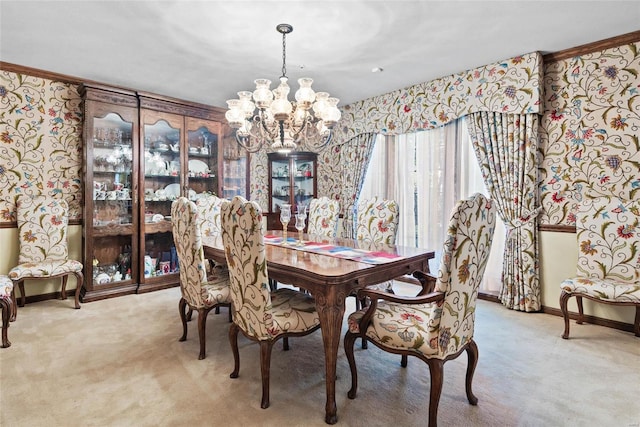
[
  {"left": 202, "top": 270, "right": 232, "bottom": 307},
  {"left": 269, "top": 288, "right": 320, "bottom": 336},
  {"left": 347, "top": 301, "right": 438, "bottom": 356},
  {"left": 9, "top": 259, "right": 83, "bottom": 280},
  {"left": 561, "top": 277, "right": 640, "bottom": 303},
  {"left": 0, "top": 276, "right": 13, "bottom": 299}
]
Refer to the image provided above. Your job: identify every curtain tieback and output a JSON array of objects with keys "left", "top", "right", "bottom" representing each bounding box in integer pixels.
[{"left": 506, "top": 206, "right": 542, "bottom": 240}]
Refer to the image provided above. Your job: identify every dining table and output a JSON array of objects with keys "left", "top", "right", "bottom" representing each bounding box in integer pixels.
[{"left": 202, "top": 230, "right": 435, "bottom": 424}]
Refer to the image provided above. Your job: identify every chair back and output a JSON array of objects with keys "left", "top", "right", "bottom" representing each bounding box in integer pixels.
[
  {"left": 355, "top": 197, "right": 399, "bottom": 245},
  {"left": 433, "top": 193, "right": 496, "bottom": 356},
  {"left": 575, "top": 196, "right": 640, "bottom": 283},
  {"left": 220, "top": 196, "right": 273, "bottom": 340},
  {"left": 16, "top": 195, "right": 70, "bottom": 263},
  {"left": 171, "top": 197, "right": 208, "bottom": 308},
  {"left": 307, "top": 197, "right": 340, "bottom": 238},
  {"left": 196, "top": 194, "right": 225, "bottom": 238}
]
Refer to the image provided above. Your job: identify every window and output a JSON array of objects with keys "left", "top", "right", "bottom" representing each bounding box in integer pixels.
[{"left": 359, "top": 118, "right": 504, "bottom": 292}]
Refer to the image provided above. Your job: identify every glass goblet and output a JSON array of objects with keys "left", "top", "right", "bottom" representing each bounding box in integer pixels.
[
  {"left": 280, "top": 204, "right": 292, "bottom": 244},
  {"left": 295, "top": 213, "right": 306, "bottom": 246}
]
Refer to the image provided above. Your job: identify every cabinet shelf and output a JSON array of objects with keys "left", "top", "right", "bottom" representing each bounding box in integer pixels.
[{"left": 93, "top": 223, "right": 134, "bottom": 237}]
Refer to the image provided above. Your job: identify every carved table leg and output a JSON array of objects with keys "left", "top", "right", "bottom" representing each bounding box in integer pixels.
[{"left": 315, "top": 287, "right": 347, "bottom": 425}]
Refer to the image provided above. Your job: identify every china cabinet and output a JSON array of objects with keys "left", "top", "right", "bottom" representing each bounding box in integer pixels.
[
  {"left": 80, "top": 84, "right": 229, "bottom": 301},
  {"left": 138, "top": 93, "right": 226, "bottom": 293},
  {"left": 80, "top": 84, "right": 140, "bottom": 302},
  {"left": 266, "top": 152, "right": 317, "bottom": 230}
]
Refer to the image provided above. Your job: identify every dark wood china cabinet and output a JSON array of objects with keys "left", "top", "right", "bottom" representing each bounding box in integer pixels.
[{"left": 266, "top": 151, "right": 317, "bottom": 230}]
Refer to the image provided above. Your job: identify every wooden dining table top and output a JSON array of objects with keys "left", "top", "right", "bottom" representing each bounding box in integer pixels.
[{"left": 202, "top": 230, "right": 435, "bottom": 289}]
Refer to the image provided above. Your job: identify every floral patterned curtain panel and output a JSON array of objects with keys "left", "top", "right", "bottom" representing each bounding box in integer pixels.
[
  {"left": 338, "top": 132, "right": 377, "bottom": 238},
  {"left": 467, "top": 111, "right": 540, "bottom": 312}
]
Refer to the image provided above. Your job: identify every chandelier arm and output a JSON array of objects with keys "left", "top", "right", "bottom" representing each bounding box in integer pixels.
[{"left": 234, "top": 132, "right": 263, "bottom": 154}]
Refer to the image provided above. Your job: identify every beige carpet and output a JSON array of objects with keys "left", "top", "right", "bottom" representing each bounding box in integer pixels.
[{"left": 1, "top": 284, "right": 639, "bottom": 427}]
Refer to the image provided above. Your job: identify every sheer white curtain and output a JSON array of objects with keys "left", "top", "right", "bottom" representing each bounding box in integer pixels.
[{"left": 359, "top": 118, "right": 504, "bottom": 292}]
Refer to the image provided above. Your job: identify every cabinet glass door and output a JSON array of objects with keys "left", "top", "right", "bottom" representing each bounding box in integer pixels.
[
  {"left": 89, "top": 112, "right": 136, "bottom": 288},
  {"left": 270, "top": 158, "right": 291, "bottom": 212},
  {"left": 292, "top": 158, "right": 315, "bottom": 209},
  {"left": 186, "top": 119, "right": 219, "bottom": 200},
  {"left": 142, "top": 118, "right": 180, "bottom": 280}
]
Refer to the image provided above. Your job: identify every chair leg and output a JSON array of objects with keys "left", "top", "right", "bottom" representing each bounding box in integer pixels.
[
  {"left": 344, "top": 331, "right": 359, "bottom": 399},
  {"left": 60, "top": 275, "right": 68, "bottom": 300},
  {"left": 559, "top": 291, "right": 572, "bottom": 339},
  {"left": 259, "top": 340, "right": 274, "bottom": 409},
  {"left": 197, "top": 307, "right": 210, "bottom": 360},
  {"left": 1, "top": 298, "right": 11, "bottom": 348},
  {"left": 576, "top": 296, "right": 584, "bottom": 324},
  {"left": 426, "top": 359, "right": 444, "bottom": 427},
  {"left": 72, "top": 272, "right": 83, "bottom": 309},
  {"left": 10, "top": 288, "right": 17, "bottom": 321},
  {"left": 465, "top": 340, "right": 479, "bottom": 405},
  {"left": 186, "top": 308, "right": 193, "bottom": 322},
  {"left": 229, "top": 323, "right": 240, "bottom": 379},
  {"left": 401, "top": 354, "right": 408, "bottom": 367},
  {"left": 634, "top": 306, "right": 640, "bottom": 337},
  {"left": 283, "top": 336, "right": 289, "bottom": 351},
  {"left": 18, "top": 281, "right": 25, "bottom": 307},
  {"left": 178, "top": 298, "right": 188, "bottom": 342}
]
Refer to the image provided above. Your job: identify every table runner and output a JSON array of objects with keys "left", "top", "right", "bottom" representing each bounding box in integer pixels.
[{"left": 263, "top": 235, "right": 405, "bottom": 265}]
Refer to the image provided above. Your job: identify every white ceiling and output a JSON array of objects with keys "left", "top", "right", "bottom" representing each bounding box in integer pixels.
[{"left": 1, "top": 1, "right": 639, "bottom": 109}]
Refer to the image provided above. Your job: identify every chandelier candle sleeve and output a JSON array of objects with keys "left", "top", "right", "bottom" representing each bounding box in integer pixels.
[{"left": 225, "top": 23, "right": 341, "bottom": 154}]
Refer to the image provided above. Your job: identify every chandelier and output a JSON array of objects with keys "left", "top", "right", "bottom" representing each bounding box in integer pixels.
[{"left": 224, "top": 24, "right": 341, "bottom": 154}]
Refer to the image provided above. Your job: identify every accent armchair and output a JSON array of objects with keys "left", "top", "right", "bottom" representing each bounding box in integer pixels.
[
  {"left": 9, "top": 195, "right": 83, "bottom": 312},
  {"left": 344, "top": 193, "right": 497, "bottom": 427},
  {"left": 560, "top": 196, "right": 640, "bottom": 338}
]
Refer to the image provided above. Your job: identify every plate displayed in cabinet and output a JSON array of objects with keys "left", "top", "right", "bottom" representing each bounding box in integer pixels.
[
  {"left": 188, "top": 159, "right": 208, "bottom": 174},
  {"left": 164, "top": 183, "right": 181, "bottom": 198}
]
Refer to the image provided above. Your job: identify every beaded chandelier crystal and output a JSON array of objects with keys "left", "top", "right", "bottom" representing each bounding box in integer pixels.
[{"left": 225, "top": 24, "right": 341, "bottom": 154}]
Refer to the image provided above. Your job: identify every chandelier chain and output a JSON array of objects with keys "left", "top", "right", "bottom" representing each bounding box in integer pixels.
[{"left": 281, "top": 30, "right": 287, "bottom": 79}]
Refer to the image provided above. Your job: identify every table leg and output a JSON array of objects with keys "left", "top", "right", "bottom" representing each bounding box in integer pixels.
[{"left": 315, "top": 287, "right": 347, "bottom": 424}]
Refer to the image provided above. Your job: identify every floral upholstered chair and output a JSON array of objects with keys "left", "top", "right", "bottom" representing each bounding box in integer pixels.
[
  {"left": 560, "top": 196, "right": 640, "bottom": 338},
  {"left": 344, "top": 193, "right": 497, "bottom": 427},
  {"left": 9, "top": 195, "right": 83, "bottom": 312},
  {"left": 307, "top": 197, "right": 340, "bottom": 238},
  {"left": 352, "top": 197, "right": 400, "bottom": 316},
  {"left": 171, "top": 197, "right": 232, "bottom": 360},
  {"left": 195, "top": 194, "right": 227, "bottom": 272},
  {"left": 220, "top": 196, "right": 321, "bottom": 409},
  {"left": 1, "top": 276, "right": 14, "bottom": 348}
]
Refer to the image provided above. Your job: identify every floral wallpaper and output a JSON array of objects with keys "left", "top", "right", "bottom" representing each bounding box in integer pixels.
[
  {"left": 539, "top": 42, "right": 640, "bottom": 225},
  {"left": 0, "top": 71, "right": 83, "bottom": 223}
]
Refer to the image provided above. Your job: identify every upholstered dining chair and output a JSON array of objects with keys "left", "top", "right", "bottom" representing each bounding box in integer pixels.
[
  {"left": 9, "top": 195, "right": 83, "bottom": 312},
  {"left": 560, "top": 196, "right": 640, "bottom": 338},
  {"left": 1, "top": 276, "right": 14, "bottom": 348},
  {"left": 344, "top": 193, "right": 496, "bottom": 427},
  {"left": 355, "top": 197, "right": 399, "bottom": 293},
  {"left": 220, "top": 196, "right": 321, "bottom": 409},
  {"left": 307, "top": 196, "right": 340, "bottom": 238},
  {"left": 195, "top": 194, "right": 228, "bottom": 281},
  {"left": 352, "top": 197, "right": 400, "bottom": 322},
  {"left": 171, "top": 197, "right": 232, "bottom": 360}
]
